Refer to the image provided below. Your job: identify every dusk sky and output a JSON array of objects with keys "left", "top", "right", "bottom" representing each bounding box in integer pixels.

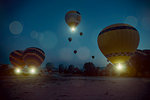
[{"left": 0, "top": 0, "right": 150, "bottom": 68}]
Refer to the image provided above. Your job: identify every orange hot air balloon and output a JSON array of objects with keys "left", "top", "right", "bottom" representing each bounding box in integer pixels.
[
  {"left": 65, "top": 10, "right": 81, "bottom": 31},
  {"left": 9, "top": 50, "right": 25, "bottom": 68},
  {"left": 23, "top": 47, "right": 45, "bottom": 67},
  {"left": 97, "top": 23, "right": 140, "bottom": 64}
]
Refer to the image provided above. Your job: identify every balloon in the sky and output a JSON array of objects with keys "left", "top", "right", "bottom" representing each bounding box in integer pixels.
[
  {"left": 74, "top": 50, "right": 77, "bottom": 54},
  {"left": 9, "top": 50, "right": 25, "bottom": 67},
  {"left": 68, "top": 37, "right": 72, "bottom": 42},
  {"left": 80, "top": 32, "right": 83, "bottom": 36},
  {"left": 92, "top": 56, "right": 95, "bottom": 59},
  {"left": 97, "top": 23, "right": 140, "bottom": 64},
  {"left": 65, "top": 10, "right": 81, "bottom": 31},
  {"left": 23, "top": 47, "right": 45, "bottom": 67}
]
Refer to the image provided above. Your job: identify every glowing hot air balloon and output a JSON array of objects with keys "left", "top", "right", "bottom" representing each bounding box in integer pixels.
[
  {"left": 23, "top": 47, "right": 45, "bottom": 67},
  {"left": 65, "top": 11, "right": 81, "bottom": 32},
  {"left": 9, "top": 50, "right": 25, "bottom": 67},
  {"left": 97, "top": 23, "right": 140, "bottom": 64}
]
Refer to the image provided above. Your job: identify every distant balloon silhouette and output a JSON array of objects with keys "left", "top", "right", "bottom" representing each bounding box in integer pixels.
[
  {"left": 9, "top": 50, "right": 25, "bottom": 67},
  {"left": 23, "top": 47, "right": 45, "bottom": 67},
  {"left": 65, "top": 10, "right": 81, "bottom": 31},
  {"left": 74, "top": 50, "right": 77, "bottom": 54},
  {"left": 97, "top": 23, "right": 140, "bottom": 64},
  {"left": 92, "top": 56, "right": 95, "bottom": 59},
  {"left": 68, "top": 37, "right": 72, "bottom": 42},
  {"left": 80, "top": 32, "right": 83, "bottom": 36}
]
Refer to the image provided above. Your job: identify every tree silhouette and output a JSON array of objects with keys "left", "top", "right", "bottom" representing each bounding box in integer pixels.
[
  {"left": 83, "top": 62, "right": 96, "bottom": 76},
  {"left": 74, "top": 67, "right": 82, "bottom": 74},
  {"left": 67, "top": 64, "right": 75, "bottom": 73},
  {"left": 58, "top": 64, "right": 65, "bottom": 73},
  {"left": 46, "top": 62, "right": 54, "bottom": 73}
]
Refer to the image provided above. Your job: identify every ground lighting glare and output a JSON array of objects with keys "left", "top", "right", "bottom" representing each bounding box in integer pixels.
[
  {"left": 29, "top": 67, "right": 36, "bottom": 74},
  {"left": 15, "top": 68, "right": 21, "bottom": 74}
]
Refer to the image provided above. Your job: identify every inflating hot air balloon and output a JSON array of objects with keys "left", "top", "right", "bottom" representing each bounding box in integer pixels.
[
  {"left": 92, "top": 56, "right": 95, "bottom": 59},
  {"left": 68, "top": 37, "right": 72, "bottom": 42},
  {"left": 80, "top": 32, "right": 83, "bottom": 36},
  {"left": 9, "top": 50, "right": 25, "bottom": 67},
  {"left": 65, "top": 10, "right": 81, "bottom": 32},
  {"left": 97, "top": 23, "right": 140, "bottom": 64},
  {"left": 23, "top": 47, "right": 45, "bottom": 67},
  {"left": 74, "top": 50, "right": 77, "bottom": 54}
]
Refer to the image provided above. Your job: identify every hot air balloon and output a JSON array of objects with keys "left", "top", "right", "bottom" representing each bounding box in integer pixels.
[
  {"left": 97, "top": 23, "right": 140, "bottom": 64},
  {"left": 68, "top": 37, "right": 72, "bottom": 42},
  {"left": 74, "top": 50, "right": 77, "bottom": 54},
  {"left": 23, "top": 47, "right": 45, "bottom": 67},
  {"left": 80, "top": 32, "right": 83, "bottom": 36},
  {"left": 65, "top": 10, "right": 81, "bottom": 32},
  {"left": 92, "top": 56, "right": 95, "bottom": 59},
  {"left": 9, "top": 50, "right": 25, "bottom": 67}
]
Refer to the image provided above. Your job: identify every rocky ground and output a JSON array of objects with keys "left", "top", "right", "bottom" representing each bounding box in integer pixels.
[{"left": 0, "top": 75, "right": 150, "bottom": 100}]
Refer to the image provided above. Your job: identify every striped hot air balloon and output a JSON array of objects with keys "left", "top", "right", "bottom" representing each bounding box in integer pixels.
[
  {"left": 65, "top": 10, "right": 81, "bottom": 31},
  {"left": 97, "top": 23, "right": 140, "bottom": 64},
  {"left": 23, "top": 47, "right": 45, "bottom": 67},
  {"left": 9, "top": 50, "right": 25, "bottom": 67}
]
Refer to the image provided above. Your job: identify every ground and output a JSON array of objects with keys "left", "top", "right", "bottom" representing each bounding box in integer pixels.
[{"left": 0, "top": 75, "right": 150, "bottom": 100}]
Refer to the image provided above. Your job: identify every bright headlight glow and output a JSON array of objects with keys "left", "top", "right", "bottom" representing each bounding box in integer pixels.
[
  {"left": 70, "top": 27, "right": 76, "bottom": 32},
  {"left": 15, "top": 68, "right": 21, "bottom": 74},
  {"left": 30, "top": 68, "right": 36, "bottom": 74}
]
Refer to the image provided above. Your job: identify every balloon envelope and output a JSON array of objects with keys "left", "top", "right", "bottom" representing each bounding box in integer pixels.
[
  {"left": 80, "top": 32, "right": 83, "bottom": 36},
  {"left": 68, "top": 37, "right": 72, "bottom": 42},
  {"left": 9, "top": 50, "right": 25, "bottom": 67},
  {"left": 97, "top": 23, "right": 140, "bottom": 64},
  {"left": 65, "top": 11, "right": 81, "bottom": 28},
  {"left": 92, "top": 56, "right": 95, "bottom": 59},
  {"left": 74, "top": 50, "right": 77, "bottom": 54},
  {"left": 23, "top": 47, "right": 45, "bottom": 67}
]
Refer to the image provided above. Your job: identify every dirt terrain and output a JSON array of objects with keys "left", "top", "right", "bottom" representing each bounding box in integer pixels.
[{"left": 0, "top": 75, "right": 150, "bottom": 100}]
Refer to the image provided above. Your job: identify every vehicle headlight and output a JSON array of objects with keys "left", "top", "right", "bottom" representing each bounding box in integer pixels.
[{"left": 15, "top": 68, "right": 21, "bottom": 74}]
